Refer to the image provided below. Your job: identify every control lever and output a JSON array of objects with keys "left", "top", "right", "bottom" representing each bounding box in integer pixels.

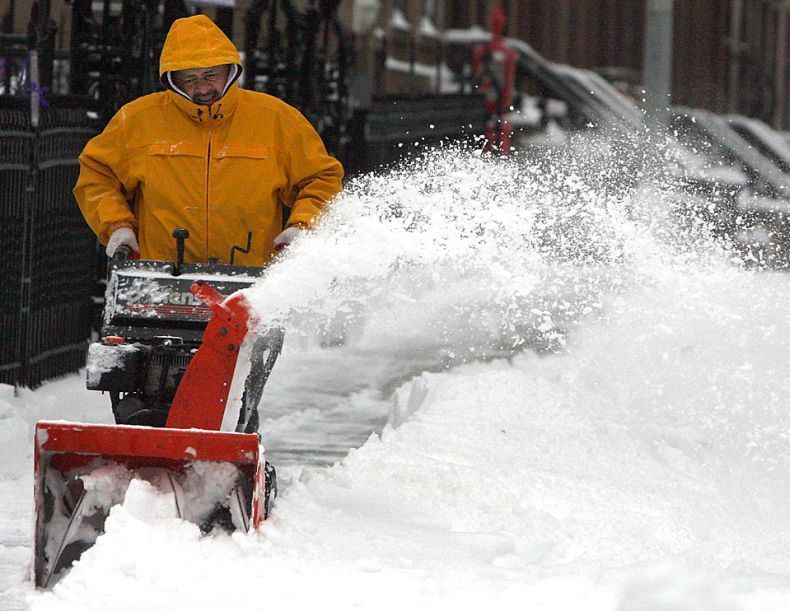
[
  {"left": 172, "top": 228, "right": 189, "bottom": 276},
  {"left": 113, "top": 245, "right": 132, "bottom": 261}
]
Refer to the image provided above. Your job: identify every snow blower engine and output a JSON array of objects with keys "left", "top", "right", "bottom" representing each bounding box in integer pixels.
[{"left": 33, "top": 229, "right": 283, "bottom": 588}]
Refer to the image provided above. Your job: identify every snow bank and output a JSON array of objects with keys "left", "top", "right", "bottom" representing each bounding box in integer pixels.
[
  {"left": 0, "top": 377, "right": 113, "bottom": 603},
  {"left": 0, "top": 379, "right": 110, "bottom": 482},
  {"left": 29, "top": 266, "right": 789, "bottom": 610},
  {"left": 0, "top": 385, "right": 30, "bottom": 482}
]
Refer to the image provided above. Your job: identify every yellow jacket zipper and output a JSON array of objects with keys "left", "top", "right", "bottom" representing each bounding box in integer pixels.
[{"left": 205, "top": 123, "right": 212, "bottom": 260}]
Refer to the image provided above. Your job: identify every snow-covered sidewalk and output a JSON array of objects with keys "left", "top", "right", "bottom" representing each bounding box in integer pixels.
[{"left": 7, "top": 268, "right": 786, "bottom": 610}]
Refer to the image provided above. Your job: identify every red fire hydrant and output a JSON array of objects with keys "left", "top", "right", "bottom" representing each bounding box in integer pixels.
[{"left": 472, "top": 6, "right": 517, "bottom": 155}]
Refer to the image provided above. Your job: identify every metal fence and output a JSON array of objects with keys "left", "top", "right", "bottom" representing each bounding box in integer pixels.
[
  {"left": 349, "top": 93, "right": 487, "bottom": 173},
  {"left": 0, "top": 103, "right": 98, "bottom": 388}
]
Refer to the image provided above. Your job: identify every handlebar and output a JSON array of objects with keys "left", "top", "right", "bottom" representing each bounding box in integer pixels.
[{"left": 113, "top": 245, "right": 133, "bottom": 261}]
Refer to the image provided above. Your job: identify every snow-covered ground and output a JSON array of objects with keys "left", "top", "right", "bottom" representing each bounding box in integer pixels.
[{"left": 1, "top": 143, "right": 788, "bottom": 609}]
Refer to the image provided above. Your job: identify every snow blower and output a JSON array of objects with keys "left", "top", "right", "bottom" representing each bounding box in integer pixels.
[{"left": 33, "top": 230, "right": 282, "bottom": 587}]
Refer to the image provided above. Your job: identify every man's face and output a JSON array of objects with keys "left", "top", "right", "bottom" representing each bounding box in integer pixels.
[{"left": 171, "top": 64, "right": 230, "bottom": 106}]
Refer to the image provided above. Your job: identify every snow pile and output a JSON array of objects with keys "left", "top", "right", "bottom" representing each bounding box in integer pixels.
[
  {"left": 78, "top": 461, "right": 240, "bottom": 526},
  {"left": 79, "top": 463, "right": 135, "bottom": 516},
  {"left": 0, "top": 380, "right": 111, "bottom": 482},
  {"left": 85, "top": 343, "right": 139, "bottom": 388},
  {"left": 0, "top": 378, "right": 111, "bottom": 603},
  {"left": 0, "top": 385, "right": 30, "bottom": 481},
  {"left": 30, "top": 267, "right": 789, "bottom": 610},
  {"left": 179, "top": 461, "right": 241, "bottom": 524}
]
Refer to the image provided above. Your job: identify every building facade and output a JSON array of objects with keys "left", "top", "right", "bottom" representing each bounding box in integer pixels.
[{"left": 2, "top": 0, "right": 788, "bottom": 129}]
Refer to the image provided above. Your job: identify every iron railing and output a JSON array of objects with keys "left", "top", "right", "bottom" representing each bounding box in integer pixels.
[{"left": 0, "top": 103, "right": 98, "bottom": 387}]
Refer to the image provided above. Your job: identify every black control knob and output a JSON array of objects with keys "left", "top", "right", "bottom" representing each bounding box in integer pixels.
[{"left": 172, "top": 228, "right": 190, "bottom": 276}]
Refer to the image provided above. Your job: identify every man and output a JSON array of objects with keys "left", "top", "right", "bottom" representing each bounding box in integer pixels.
[{"left": 74, "top": 14, "right": 343, "bottom": 264}]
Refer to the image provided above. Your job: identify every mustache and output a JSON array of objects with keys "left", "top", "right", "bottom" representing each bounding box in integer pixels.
[{"left": 192, "top": 91, "right": 220, "bottom": 105}]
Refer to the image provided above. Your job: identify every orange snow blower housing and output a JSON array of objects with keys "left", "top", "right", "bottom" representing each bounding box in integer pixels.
[{"left": 34, "top": 236, "right": 280, "bottom": 588}]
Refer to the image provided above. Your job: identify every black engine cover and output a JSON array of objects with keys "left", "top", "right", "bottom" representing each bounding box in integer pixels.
[{"left": 87, "top": 259, "right": 266, "bottom": 426}]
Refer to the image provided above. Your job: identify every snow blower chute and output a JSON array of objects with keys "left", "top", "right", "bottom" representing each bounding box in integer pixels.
[{"left": 34, "top": 230, "right": 282, "bottom": 588}]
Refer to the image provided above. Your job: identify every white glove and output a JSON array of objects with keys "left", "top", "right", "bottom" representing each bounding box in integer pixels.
[
  {"left": 106, "top": 227, "right": 140, "bottom": 258},
  {"left": 273, "top": 226, "right": 304, "bottom": 251}
]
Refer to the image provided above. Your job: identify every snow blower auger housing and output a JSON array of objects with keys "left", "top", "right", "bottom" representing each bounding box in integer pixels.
[{"left": 34, "top": 231, "right": 283, "bottom": 588}]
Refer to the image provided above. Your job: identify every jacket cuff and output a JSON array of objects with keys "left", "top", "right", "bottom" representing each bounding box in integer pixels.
[
  {"left": 286, "top": 205, "right": 320, "bottom": 228},
  {"left": 285, "top": 221, "right": 309, "bottom": 229}
]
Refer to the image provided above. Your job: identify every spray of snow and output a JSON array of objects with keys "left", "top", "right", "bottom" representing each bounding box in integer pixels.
[{"left": 245, "top": 139, "right": 736, "bottom": 361}]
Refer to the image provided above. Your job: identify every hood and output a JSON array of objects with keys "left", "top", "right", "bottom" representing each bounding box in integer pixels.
[{"left": 159, "top": 15, "right": 242, "bottom": 91}]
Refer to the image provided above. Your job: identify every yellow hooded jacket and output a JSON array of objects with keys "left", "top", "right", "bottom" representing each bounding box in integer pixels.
[{"left": 74, "top": 15, "right": 344, "bottom": 265}]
